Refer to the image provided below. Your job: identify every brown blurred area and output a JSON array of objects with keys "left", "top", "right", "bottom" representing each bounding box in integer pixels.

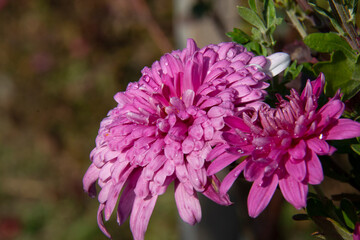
[{"left": 0, "top": 1, "right": 176, "bottom": 239}]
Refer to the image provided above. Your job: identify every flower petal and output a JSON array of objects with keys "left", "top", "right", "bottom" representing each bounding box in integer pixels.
[
  {"left": 130, "top": 195, "right": 158, "bottom": 240},
  {"left": 264, "top": 52, "right": 290, "bottom": 77},
  {"left": 307, "top": 138, "right": 331, "bottom": 155},
  {"left": 285, "top": 158, "right": 306, "bottom": 182},
  {"left": 207, "top": 152, "right": 241, "bottom": 175},
  {"left": 325, "top": 119, "right": 360, "bottom": 140},
  {"left": 83, "top": 163, "right": 100, "bottom": 197},
  {"left": 317, "top": 99, "right": 344, "bottom": 128},
  {"left": 279, "top": 175, "right": 308, "bottom": 209},
  {"left": 202, "top": 175, "right": 232, "bottom": 205},
  {"left": 247, "top": 174, "right": 279, "bottom": 217},
  {"left": 97, "top": 204, "right": 111, "bottom": 238},
  {"left": 306, "top": 150, "right": 324, "bottom": 185},
  {"left": 224, "top": 116, "right": 251, "bottom": 132},
  {"left": 174, "top": 181, "right": 201, "bottom": 225},
  {"left": 220, "top": 160, "right": 247, "bottom": 195},
  {"left": 288, "top": 139, "right": 306, "bottom": 159},
  {"left": 353, "top": 222, "right": 360, "bottom": 240}
]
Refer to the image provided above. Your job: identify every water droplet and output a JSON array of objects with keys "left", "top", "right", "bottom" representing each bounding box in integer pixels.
[
  {"left": 144, "top": 76, "right": 150, "bottom": 82},
  {"left": 237, "top": 149, "right": 244, "bottom": 154},
  {"left": 319, "top": 133, "right": 324, "bottom": 139}
]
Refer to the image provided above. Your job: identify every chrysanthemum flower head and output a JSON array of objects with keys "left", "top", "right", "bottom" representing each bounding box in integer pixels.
[
  {"left": 208, "top": 73, "right": 360, "bottom": 218},
  {"left": 83, "top": 39, "right": 283, "bottom": 239}
]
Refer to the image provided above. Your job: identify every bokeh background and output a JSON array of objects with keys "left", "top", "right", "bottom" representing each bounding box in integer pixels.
[{"left": 0, "top": 0, "right": 318, "bottom": 239}]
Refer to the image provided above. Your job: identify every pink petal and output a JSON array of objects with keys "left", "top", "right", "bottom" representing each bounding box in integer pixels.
[
  {"left": 98, "top": 183, "right": 112, "bottom": 203},
  {"left": 353, "top": 222, "right": 360, "bottom": 240},
  {"left": 288, "top": 139, "right": 306, "bottom": 160},
  {"left": 279, "top": 175, "right": 308, "bottom": 209},
  {"left": 186, "top": 151, "right": 205, "bottom": 170},
  {"left": 244, "top": 160, "right": 264, "bottom": 182},
  {"left": 83, "top": 163, "right": 100, "bottom": 197},
  {"left": 130, "top": 195, "right": 158, "bottom": 240},
  {"left": 175, "top": 164, "right": 189, "bottom": 183},
  {"left": 306, "top": 150, "right": 324, "bottom": 185},
  {"left": 208, "top": 106, "right": 226, "bottom": 118},
  {"left": 311, "top": 73, "right": 325, "bottom": 98},
  {"left": 207, "top": 152, "right": 241, "bottom": 175},
  {"left": 325, "top": 119, "right": 360, "bottom": 140},
  {"left": 174, "top": 181, "right": 201, "bottom": 225},
  {"left": 97, "top": 204, "right": 111, "bottom": 238},
  {"left": 317, "top": 99, "right": 344, "bottom": 128},
  {"left": 134, "top": 175, "right": 150, "bottom": 198},
  {"left": 300, "top": 80, "right": 313, "bottom": 100},
  {"left": 182, "top": 136, "right": 195, "bottom": 154},
  {"left": 220, "top": 160, "right": 247, "bottom": 195},
  {"left": 307, "top": 138, "right": 331, "bottom": 155},
  {"left": 202, "top": 175, "right": 232, "bottom": 205},
  {"left": 222, "top": 132, "right": 247, "bottom": 146},
  {"left": 186, "top": 164, "right": 207, "bottom": 191},
  {"left": 188, "top": 124, "right": 204, "bottom": 140},
  {"left": 143, "top": 155, "right": 167, "bottom": 180},
  {"left": 104, "top": 184, "right": 122, "bottom": 221},
  {"left": 206, "top": 144, "right": 228, "bottom": 161},
  {"left": 247, "top": 175, "right": 279, "bottom": 217},
  {"left": 117, "top": 170, "right": 141, "bottom": 225},
  {"left": 285, "top": 158, "right": 307, "bottom": 182}
]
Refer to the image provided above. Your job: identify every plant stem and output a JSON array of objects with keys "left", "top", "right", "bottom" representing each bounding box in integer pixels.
[{"left": 286, "top": 9, "right": 307, "bottom": 39}]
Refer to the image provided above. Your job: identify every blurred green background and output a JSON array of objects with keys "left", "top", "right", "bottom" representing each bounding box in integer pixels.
[{"left": 0, "top": 0, "right": 318, "bottom": 239}]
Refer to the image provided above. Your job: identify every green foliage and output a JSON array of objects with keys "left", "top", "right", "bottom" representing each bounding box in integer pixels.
[
  {"left": 351, "top": 144, "right": 360, "bottom": 155},
  {"left": 304, "top": 33, "right": 360, "bottom": 100},
  {"left": 340, "top": 199, "right": 358, "bottom": 230},
  {"left": 314, "top": 52, "right": 360, "bottom": 100},
  {"left": 283, "top": 60, "right": 303, "bottom": 83},
  {"left": 304, "top": 33, "right": 358, "bottom": 60},
  {"left": 228, "top": 0, "right": 282, "bottom": 55}
]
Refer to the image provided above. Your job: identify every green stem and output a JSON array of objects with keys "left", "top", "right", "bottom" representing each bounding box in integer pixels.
[{"left": 286, "top": 9, "right": 307, "bottom": 39}]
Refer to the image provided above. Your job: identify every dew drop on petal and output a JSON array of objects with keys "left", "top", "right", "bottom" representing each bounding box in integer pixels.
[{"left": 319, "top": 133, "right": 324, "bottom": 139}]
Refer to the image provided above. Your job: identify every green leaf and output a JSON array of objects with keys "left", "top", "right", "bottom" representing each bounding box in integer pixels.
[
  {"left": 351, "top": 144, "right": 360, "bottom": 155},
  {"left": 314, "top": 51, "right": 360, "bottom": 100},
  {"left": 312, "top": 217, "right": 353, "bottom": 240},
  {"left": 307, "top": 2, "right": 345, "bottom": 35},
  {"left": 244, "top": 41, "right": 267, "bottom": 56},
  {"left": 340, "top": 198, "right": 358, "bottom": 230},
  {"left": 227, "top": 28, "right": 251, "bottom": 44},
  {"left": 283, "top": 61, "right": 303, "bottom": 83},
  {"left": 263, "top": 0, "right": 276, "bottom": 28},
  {"left": 237, "top": 6, "right": 266, "bottom": 32},
  {"left": 304, "top": 33, "right": 357, "bottom": 60},
  {"left": 248, "top": 0, "right": 257, "bottom": 12}
]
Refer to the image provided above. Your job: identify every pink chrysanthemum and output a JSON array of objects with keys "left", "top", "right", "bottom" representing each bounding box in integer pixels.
[
  {"left": 208, "top": 73, "right": 360, "bottom": 218},
  {"left": 83, "top": 39, "right": 274, "bottom": 239}
]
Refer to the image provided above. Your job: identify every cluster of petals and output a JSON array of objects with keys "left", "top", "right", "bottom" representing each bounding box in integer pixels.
[
  {"left": 208, "top": 73, "right": 360, "bottom": 218},
  {"left": 83, "top": 39, "right": 273, "bottom": 239}
]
